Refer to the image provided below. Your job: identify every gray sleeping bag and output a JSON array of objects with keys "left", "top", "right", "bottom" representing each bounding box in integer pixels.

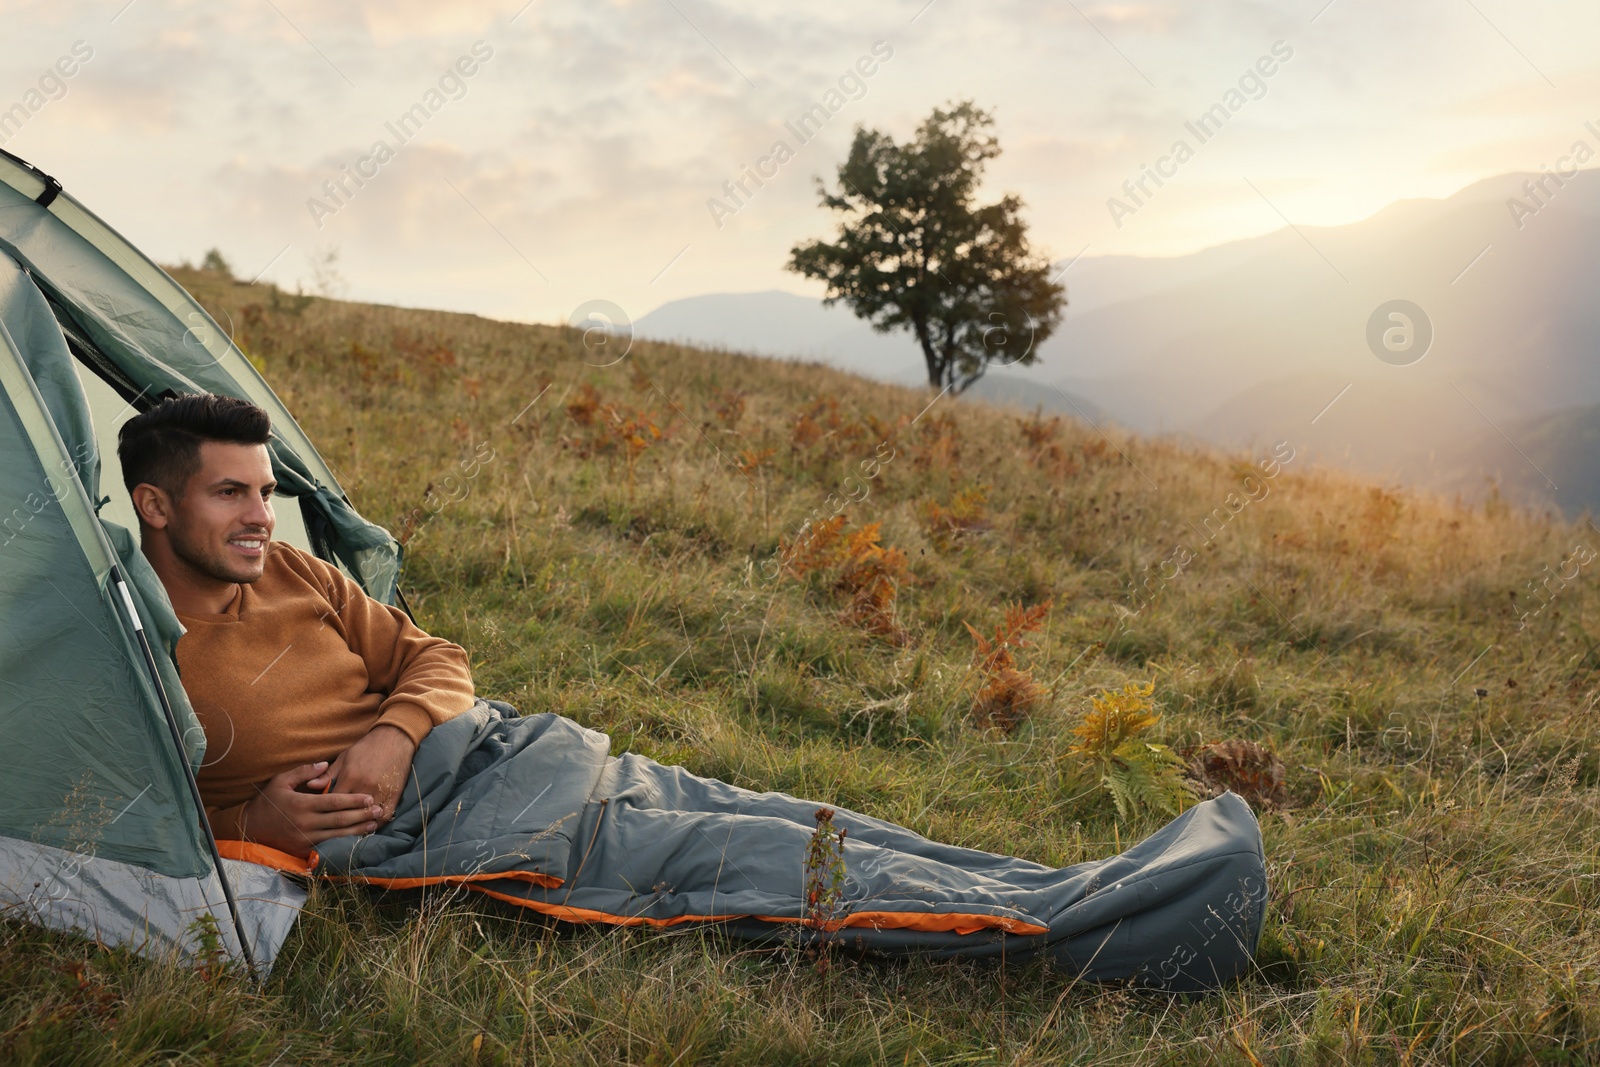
[{"left": 311, "top": 699, "right": 1268, "bottom": 991}]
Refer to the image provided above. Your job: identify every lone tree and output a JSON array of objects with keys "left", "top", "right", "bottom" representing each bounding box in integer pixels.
[{"left": 788, "top": 101, "right": 1065, "bottom": 393}]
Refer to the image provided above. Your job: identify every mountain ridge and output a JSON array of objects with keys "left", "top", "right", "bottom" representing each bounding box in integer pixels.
[{"left": 634, "top": 167, "right": 1600, "bottom": 512}]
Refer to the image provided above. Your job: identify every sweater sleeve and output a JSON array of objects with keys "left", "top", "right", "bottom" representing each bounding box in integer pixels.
[
  {"left": 207, "top": 800, "right": 251, "bottom": 841},
  {"left": 304, "top": 550, "right": 477, "bottom": 747}
]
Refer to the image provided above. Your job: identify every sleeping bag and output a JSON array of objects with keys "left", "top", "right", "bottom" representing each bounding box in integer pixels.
[{"left": 244, "top": 699, "right": 1267, "bottom": 991}]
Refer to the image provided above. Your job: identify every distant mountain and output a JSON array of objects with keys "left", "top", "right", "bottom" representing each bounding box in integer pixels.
[
  {"left": 962, "top": 372, "right": 1109, "bottom": 427},
  {"left": 1430, "top": 403, "right": 1600, "bottom": 517},
  {"left": 634, "top": 169, "right": 1600, "bottom": 512},
  {"left": 1050, "top": 238, "right": 1279, "bottom": 316},
  {"left": 635, "top": 291, "right": 1109, "bottom": 425},
  {"left": 1183, "top": 374, "right": 1465, "bottom": 477},
  {"left": 1042, "top": 169, "right": 1600, "bottom": 436},
  {"left": 633, "top": 290, "right": 925, "bottom": 385}
]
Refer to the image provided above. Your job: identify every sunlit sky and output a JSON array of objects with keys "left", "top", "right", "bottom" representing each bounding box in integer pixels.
[{"left": 3, "top": 0, "right": 1597, "bottom": 328}]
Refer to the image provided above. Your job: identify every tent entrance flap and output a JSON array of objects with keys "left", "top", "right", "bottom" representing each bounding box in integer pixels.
[
  {"left": 0, "top": 146, "right": 418, "bottom": 970},
  {"left": 111, "top": 561, "right": 258, "bottom": 975},
  {"left": 0, "top": 144, "right": 405, "bottom": 607}
]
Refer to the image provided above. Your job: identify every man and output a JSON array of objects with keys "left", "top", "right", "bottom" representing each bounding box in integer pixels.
[
  {"left": 119, "top": 393, "right": 476, "bottom": 854},
  {"left": 119, "top": 393, "right": 1265, "bottom": 990}
]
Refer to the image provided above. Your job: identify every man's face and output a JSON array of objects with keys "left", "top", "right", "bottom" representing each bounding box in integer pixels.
[{"left": 162, "top": 441, "right": 277, "bottom": 585}]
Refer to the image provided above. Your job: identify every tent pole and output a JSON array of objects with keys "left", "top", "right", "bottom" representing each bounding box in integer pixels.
[
  {"left": 394, "top": 582, "right": 417, "bottom": 624},
  {"left": 109, "top": 563, "right": 260, "bottom": 979}
]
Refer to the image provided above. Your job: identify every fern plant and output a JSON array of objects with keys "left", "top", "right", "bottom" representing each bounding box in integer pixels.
[
  {"left": 779, "top": 517, "right": 911, "bottom": 643},
  {"left": 1066, "top": 682, "right": 1199, "bottom": 821},
  {"left": 963, "top": 599, "right": 1052, "bottom": 732},
  {"left": 920, "top": 483, "right": 991, "bottom": 550}
]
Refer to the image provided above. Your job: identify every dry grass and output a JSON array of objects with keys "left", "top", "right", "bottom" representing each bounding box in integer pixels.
[{"left": 3, "top": 265, "right": 1599, "bottom": 1064}]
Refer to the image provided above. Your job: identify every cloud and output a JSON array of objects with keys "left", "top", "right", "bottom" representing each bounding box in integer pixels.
[
  {"left": 7, "top": 0, "right": 1598, "bottom": 323},
  {"left": 1426, "top": 132, "right": 1593, "bottom": 175},
  {"left": 62, "top": 77, "right": 180, "bottom": 135},
  {"left": 646, "top": 66, "right": 739, "bottom": 102},
  {"left": 1445, "top": 66, "right": 1600, "bottom": 118},
  {"left": 352, "top": 0, "right": 509, "bottom": 46},
  {"left": 1080, "top": 3, "right": 1182, "bottom": 32}
]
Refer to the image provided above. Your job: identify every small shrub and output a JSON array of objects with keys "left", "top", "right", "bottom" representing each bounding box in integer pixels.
[
  {"left": 790, "top": 397, "right": 865, "bottom": 455},
  {"left": 1066, "top": 682, "right": 1199, "bottom": 821},
  {"left": 912, "top": 411, "right": 961, "bottom": 471},
  {"left": 199, "top": 247, "right": 233, "bottom": 278},
  {"left": 803, "top": 807, "right": 849, "bottom": 973},
  {"left": 964, "top": 599, "right": 1052, "bottom": 732},
  {"left": 1185, "top": 739, "right": 1288, "bottom": 809},
  {"left": 712, "top": 388, "right": 747, "bottom": 429},
  {"left": 834, "top": 523, "right": 911, "bottom": 644},
  {"left": 185, "top": 912, "right": 232, "bottom": 983},
  {"left": 561, "top": 383, "right": 665, "bottom": 495},
  {"left": 921, "top": 484, "right": 992, "bottom": 551},
  {"left": 778, "top": 516, "right": 911, "bottom": 643},
  {"left": 779, "top": 514, "right": 848, "bottom": 578}
]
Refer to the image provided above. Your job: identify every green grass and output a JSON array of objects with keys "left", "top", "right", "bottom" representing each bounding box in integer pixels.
[{"left": 4, "top": 266, "right": 1600, "bottom": 1064}]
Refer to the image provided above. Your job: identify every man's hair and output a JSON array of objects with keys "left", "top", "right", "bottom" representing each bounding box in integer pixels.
[{"left": 118, "top": 393, "right": 273, "bottom": 503}]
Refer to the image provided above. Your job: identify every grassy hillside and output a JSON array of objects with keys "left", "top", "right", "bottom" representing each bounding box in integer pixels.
[{"left": 5, "top": 265, "right": 1600, "bottom": 1064}]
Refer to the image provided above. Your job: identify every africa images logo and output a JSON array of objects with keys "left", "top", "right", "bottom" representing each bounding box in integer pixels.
[{"left": 1365, "top": 299, "right": 1433, "bottom": 367}]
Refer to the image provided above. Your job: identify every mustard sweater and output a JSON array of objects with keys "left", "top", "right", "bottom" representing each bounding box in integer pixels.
[{"left": 174, "top": 540, "right": 475, "bottom": 839}]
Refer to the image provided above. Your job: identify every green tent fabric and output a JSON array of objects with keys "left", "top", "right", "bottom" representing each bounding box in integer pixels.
[
  {"left": 0, "top": 146, "right": 409, "bottom": 970},
  {"left": 0, "top": 152, "right": 404, "bottom": 612},
  {"left": 0, "top": 275, "right": 303, "bottom": 969}
]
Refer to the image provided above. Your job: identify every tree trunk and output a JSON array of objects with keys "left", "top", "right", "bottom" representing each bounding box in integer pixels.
[
  {"left": 911, "top": 315, "right": 940, "bottom": 387},
  {"left": 941, "top": 322, "right": 960, "bottom": 391}
]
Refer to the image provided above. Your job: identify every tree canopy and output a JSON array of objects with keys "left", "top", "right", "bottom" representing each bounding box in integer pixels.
[{"left": 787, "top": 101, "right": 1065, "bottom": 393}]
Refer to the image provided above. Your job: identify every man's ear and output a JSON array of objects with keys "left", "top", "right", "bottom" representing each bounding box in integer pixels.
[{"left": 130, "top": 483, "right": 172, "bottom": 530}]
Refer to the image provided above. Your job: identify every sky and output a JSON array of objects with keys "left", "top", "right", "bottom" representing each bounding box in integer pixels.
[{"left": 2, "top": 0, "right": 1597, "bottom": 330}]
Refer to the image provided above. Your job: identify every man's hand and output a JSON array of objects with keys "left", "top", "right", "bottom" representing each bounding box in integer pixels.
[
  {"left": 241, "top": 762, "right": 383, "bottom": 855},
  {"left": 308, "top": 724, "right": 417, "bottom": 825}
]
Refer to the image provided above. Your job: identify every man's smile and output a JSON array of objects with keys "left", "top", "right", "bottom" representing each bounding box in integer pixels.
[{"left": 228, "top": 533, "right": 268, "bottom": 558}]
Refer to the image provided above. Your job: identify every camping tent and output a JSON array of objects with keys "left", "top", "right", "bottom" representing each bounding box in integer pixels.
[{"left": 0, "top": 147, "right": 405, "bottom": 973}]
